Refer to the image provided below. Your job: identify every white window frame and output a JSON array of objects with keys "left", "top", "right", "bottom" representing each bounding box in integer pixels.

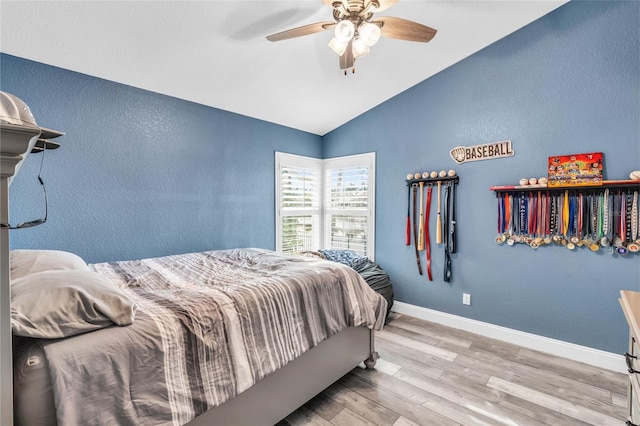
[{"left": 275, "top": 151, "right": 375, "bottom": 260}]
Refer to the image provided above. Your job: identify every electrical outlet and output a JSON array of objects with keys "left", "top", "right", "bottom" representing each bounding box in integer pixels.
[{"left": 462, "top": 293, "right": 471, "bottom": 306}]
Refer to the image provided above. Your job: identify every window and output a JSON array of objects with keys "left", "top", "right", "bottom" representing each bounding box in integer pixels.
[{"left": 275, "top": 152, "right": 375, "bottom": 259}]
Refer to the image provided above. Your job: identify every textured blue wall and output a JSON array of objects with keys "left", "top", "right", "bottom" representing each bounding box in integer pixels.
[
  {"left": 1, "top": 54, "right": 322, "bottom": 263},
  {"left": 323, "top": 1, "right": 640, "bottom": 353}
]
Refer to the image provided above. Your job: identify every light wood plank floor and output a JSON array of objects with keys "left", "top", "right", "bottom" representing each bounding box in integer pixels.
[{"left": 277, "top": 313, "right": 628, "bottom": 426}]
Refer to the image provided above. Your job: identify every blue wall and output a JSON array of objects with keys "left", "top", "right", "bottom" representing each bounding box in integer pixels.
[
  {"left": 323, "top": 0, "right": 639, "bottom": 353},
  {"left": 1, "top": 1, "right": 638, "bottom": 354},
  {"left": 1, "top": 54, "right": 322, "bottom": 263}
]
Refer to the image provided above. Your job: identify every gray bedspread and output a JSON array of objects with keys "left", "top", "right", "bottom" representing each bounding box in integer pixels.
[{"left": 40, "top": 248, "right": 387, "bottom": 426}]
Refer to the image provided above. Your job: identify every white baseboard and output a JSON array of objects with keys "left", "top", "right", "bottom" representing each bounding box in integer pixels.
[{"left": 390, "top": 301, "right": 625, "bottom": 373}]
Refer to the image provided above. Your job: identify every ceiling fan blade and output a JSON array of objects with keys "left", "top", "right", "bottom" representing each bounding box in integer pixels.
[
  {"left": 339, "top": 40, "right": 355, "bottom": 71},
  {"left": 373, "top": 16, "right": 437, "bottom": 42},
  {"left": 266, "top": 21, "right": 335, "bottom": 42},
  {"left": 373, "top": 0, "right": 399, "bottom": 12}
]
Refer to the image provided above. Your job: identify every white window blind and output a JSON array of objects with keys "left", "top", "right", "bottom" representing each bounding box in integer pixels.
[
  {"left": 275, "top": 153, "right": 322, "bottom": 255},
  {"left": 276, "top": 152, "right": 375, "bottom": 259},
  {"left": 324, "top": 154, "right": 375, "bottom": 258}
]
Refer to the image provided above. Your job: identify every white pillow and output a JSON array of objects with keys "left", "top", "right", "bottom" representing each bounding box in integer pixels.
[
  {"left": 11, "top": 269, "right": 137, "bottom": 338},
  {"left": 10, "top": 250, "right": 89, "bottom": 280}
]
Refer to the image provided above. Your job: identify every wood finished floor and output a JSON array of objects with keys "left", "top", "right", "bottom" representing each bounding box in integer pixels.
[{"left": 277, "top": 313, "right": 628, "bottom": 426}]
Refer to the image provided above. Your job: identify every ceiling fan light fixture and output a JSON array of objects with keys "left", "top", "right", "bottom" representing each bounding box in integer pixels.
[
  {"left": 334, "top": 19, "right": 355, "bottom": 43},
  {"left": 265, "top": 0, "right": 437, "bottom": 73},
  {"left": 352, "top": 37, "right": 370, "bottom": 58},
  {"left": 328, "top": 37, "right": 347, "bottom": 56},
  {"left": 358, "top": 22, "right": 381, "bottom": 46}
]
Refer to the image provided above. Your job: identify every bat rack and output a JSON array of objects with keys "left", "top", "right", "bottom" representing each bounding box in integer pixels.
[
  {"left": 406, "top": 176, "right": 459, "bottom": 186},
  {"left": 404, "top": 175, "right": 459, "bottom": 283}
]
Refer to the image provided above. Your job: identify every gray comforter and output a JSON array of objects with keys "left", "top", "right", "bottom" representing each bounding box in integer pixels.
[{"left": 40, "top": 248, "right": 387, "bottom": 426}]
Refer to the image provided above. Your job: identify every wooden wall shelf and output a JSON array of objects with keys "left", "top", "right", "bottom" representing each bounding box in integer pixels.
[{"left": 491, "top": 180, "right": 639, "bottom": 193}]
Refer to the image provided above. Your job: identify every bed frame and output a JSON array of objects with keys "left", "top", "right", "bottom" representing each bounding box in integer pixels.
[
  {"left": 13, "top": 326, "right": 378, "bottom": 426},
  {"left": 187, "top": 326, "right": 377, "bottom": 426}
]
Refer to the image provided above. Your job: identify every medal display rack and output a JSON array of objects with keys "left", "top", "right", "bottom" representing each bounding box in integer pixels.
[{"left": 490, "top": 180, "right": 640, "bottom": 254}]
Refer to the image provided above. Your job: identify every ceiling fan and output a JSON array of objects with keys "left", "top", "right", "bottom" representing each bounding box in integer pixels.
[{"left": 266, "top": 0, "right": 437, "bottom": 74}]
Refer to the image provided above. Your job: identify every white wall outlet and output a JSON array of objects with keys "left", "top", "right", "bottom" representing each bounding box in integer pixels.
[{"left": 463, "top": 293, "right": 471, "bottom": 306}]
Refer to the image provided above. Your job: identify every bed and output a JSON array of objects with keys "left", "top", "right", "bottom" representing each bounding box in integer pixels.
[{"left": 11, "top": 248, "right": 387, "bottom": 426}]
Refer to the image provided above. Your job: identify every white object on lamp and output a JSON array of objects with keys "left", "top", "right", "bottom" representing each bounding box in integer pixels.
[
  {"left": 334, "top": 20, "right": 355, "bottom": 43},
  {"left": 328, "top": 37, "right": 347, "bottom": 56},
  {"left": 359, "top": 22, "right": 381, "bottom": 46},
  {"left": 352, "top": 37, "right": 370, "bottom": 58}
]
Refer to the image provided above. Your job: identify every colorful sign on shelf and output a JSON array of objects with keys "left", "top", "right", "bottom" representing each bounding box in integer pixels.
[
  {"left": 547, "top": 152, "right": 603, "bottom": 187},
  {"left": 450, "top": 140, "right": 514, "bottom": 164}
]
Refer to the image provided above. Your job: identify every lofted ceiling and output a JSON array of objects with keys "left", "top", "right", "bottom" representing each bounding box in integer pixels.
[{"left": 0, "top": 1, "right": 567, "bottom": 136}]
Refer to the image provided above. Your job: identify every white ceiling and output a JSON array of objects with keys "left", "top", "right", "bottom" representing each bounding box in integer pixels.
[{"left": 0, "top": 0, "right": 567, "bottom": 136}]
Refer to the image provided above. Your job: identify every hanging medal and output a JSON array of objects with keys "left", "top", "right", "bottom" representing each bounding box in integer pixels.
[
  {"left": 589, "top": 195, "right": 600, "bottom": 251},
  {"left": 543, "top": 191, "right": 552, "bottom": 245},
  {"left": 528, "top": 193, "right": 537, "bottom": 248},
  {"left": 559, "top": 190, "right": 568, "bottom": 246},
  {"left": 567, "top": 193, "right": 576, "bottom": 250},
  {"left": 629, "top": 191, "right": 639, "bottom": 252},
  {"left": 601, "top": 189, "right": 610, "bottom": 247},
  {"left": 576, "top": 193, "right": 584, "bottom": 246},
  {"left": 607, "top": 191, "right": 615, "bottom": 254},
  {"left": 552, "top": 193, "right": 558, "bottom": 243},
  {"left": 583, "top": 194, "right": 591, "bottom": 246},
  {"left": 535, "top": 191, "right": 543, "bottom": 246},
  {"left": 618, "top": 192, "right": 628, "bottom": 256},
  {"left": 519, "top": 193, "right": 527, "bottom": 243},
  {"left": 506, "top": 194, "right": 516, "bottom": 246},
  {"left": 612, "top": 191, "right": 622, "bottom": 250},
  {"left": 496, "top": 193, "right": 505, "bottom": 244},
  {"left": 626, "top": 191, "right": 633, "bottom": 245}
]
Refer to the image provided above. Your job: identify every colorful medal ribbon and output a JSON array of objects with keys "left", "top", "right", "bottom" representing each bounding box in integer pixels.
[
  {"left": 626, "top": 192, "right": 633, "bottom": 243},
  {"left": 520, "top": 193, "right": 527, "bottom": 237},
  {"left": 562, "top": 190, "right": 569, "bottom": 239},
  {"left": 577, "top": 193, "right": 584, "bottom": 240},
  {"left": 496, "top": 192, "right": 506, "bottom": 244},
  {"left": 632, "top": 191, "right": 638, "bottom": 242},
  {"left": 602, "top": 189, "right": 609, "bottom": 240},
  {"left": 621, "top": 192, "right": 627, "bottom": 244}
]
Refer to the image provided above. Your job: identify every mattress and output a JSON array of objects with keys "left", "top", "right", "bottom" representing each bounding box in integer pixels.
[{"left": 13, "top": 248, "right": 387, "bottom": 426}]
